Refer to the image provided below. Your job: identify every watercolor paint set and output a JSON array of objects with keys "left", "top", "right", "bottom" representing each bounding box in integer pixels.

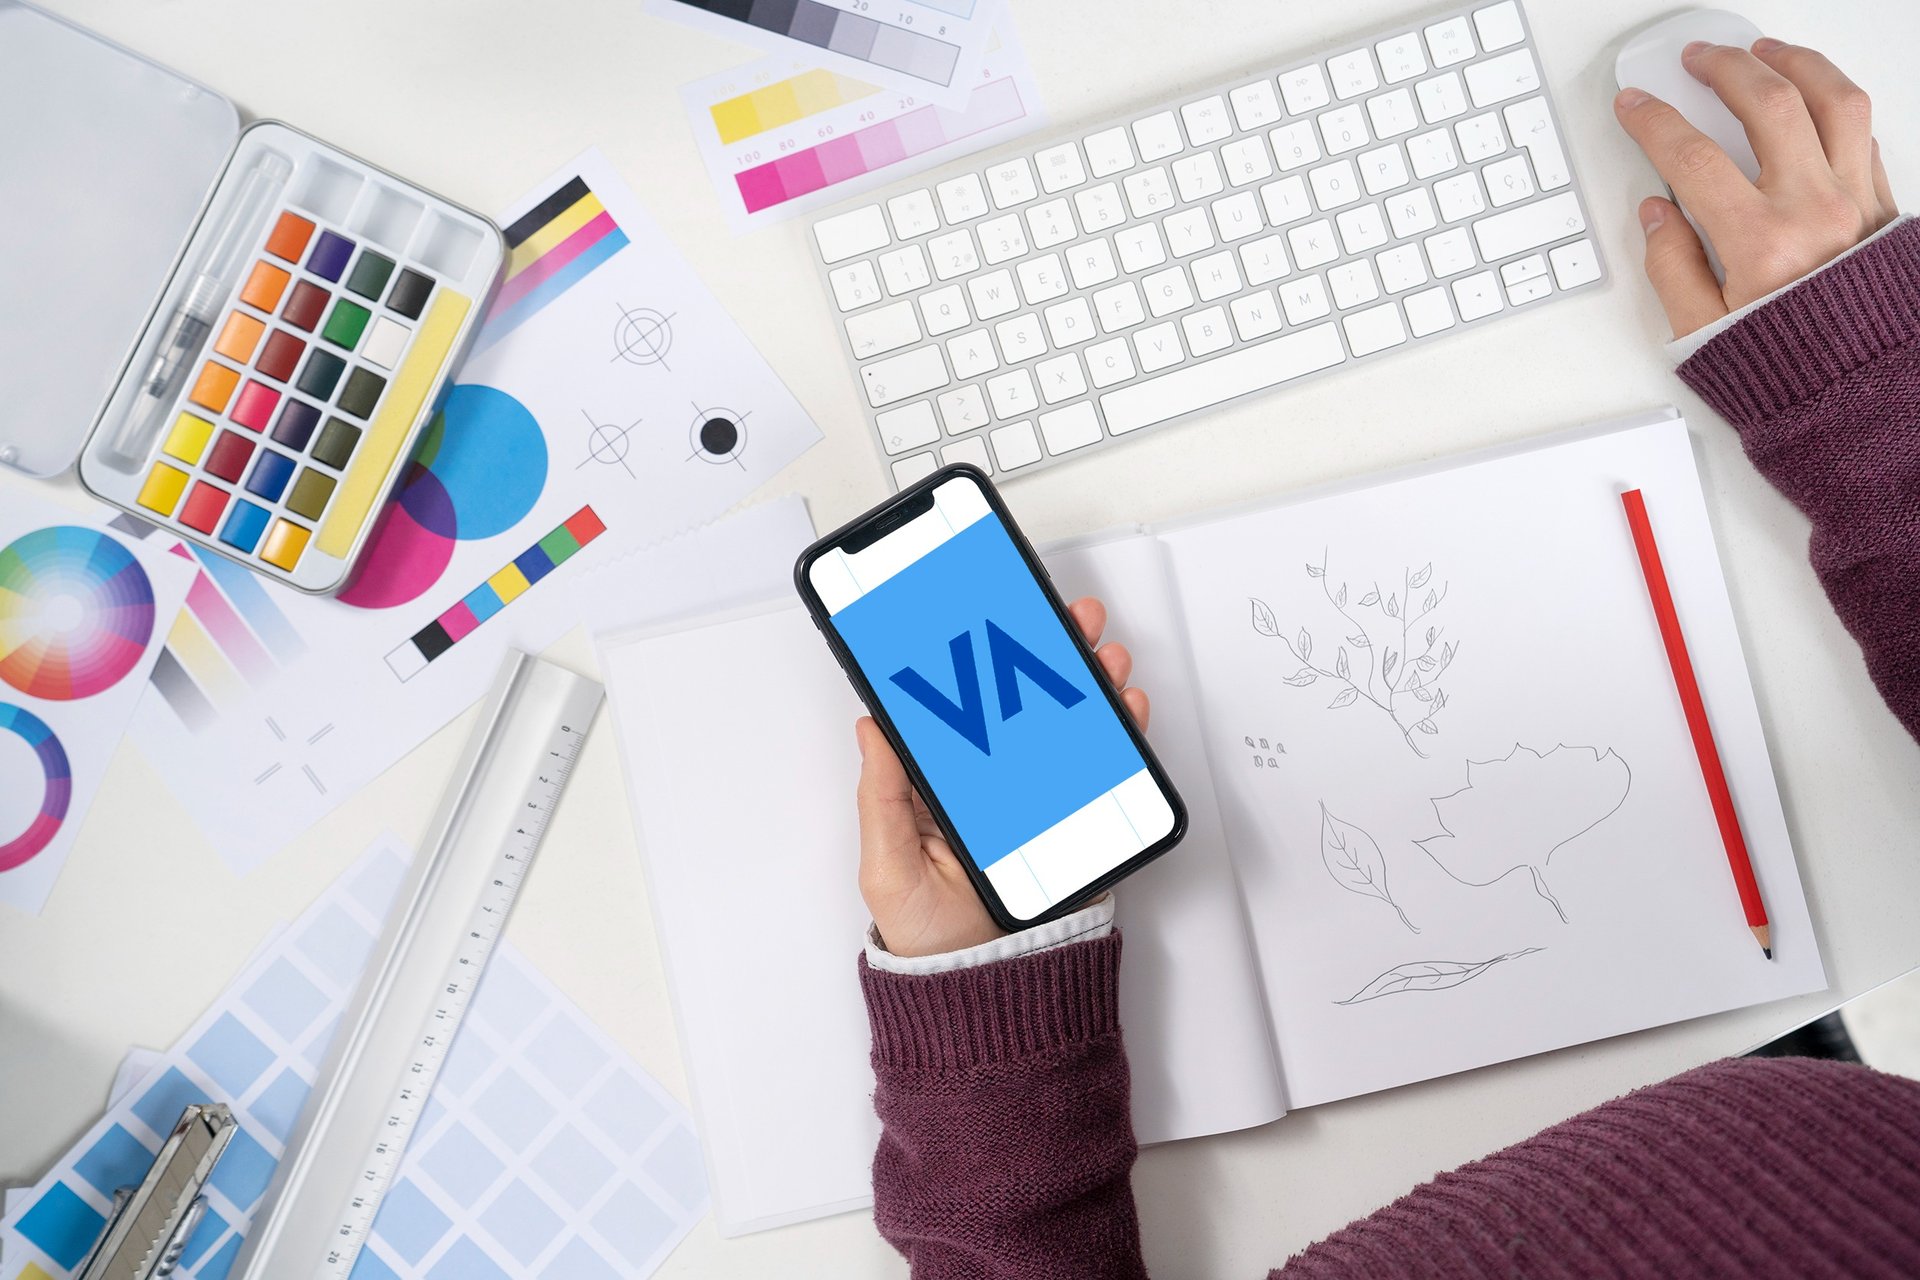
[{"left": 1, "top": 4, "right": 502, "bottom": 594}]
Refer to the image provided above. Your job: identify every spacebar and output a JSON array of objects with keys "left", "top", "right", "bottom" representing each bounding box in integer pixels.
[{"left": 1100, "top": 323, "right": 1346, "bottom": 435}]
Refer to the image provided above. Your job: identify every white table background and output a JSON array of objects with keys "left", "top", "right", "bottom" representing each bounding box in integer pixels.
[{"left": 6, "top": 1, "right": 1920, "bottom": 1275}]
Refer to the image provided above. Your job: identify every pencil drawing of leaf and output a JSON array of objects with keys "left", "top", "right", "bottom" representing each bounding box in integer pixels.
[
  {"left": 1336, "top": 648, "right": 1350, "bottom": 679},
  {"left": 1306, "top": 563, "right": 1325, "bottom": 578},
  {"left": 1334, "top": 582, "right": 1348, "bottom": 608},
  {"left": 1297, "top": 628, "right": 1312, "bottom": 660},
  {"left": 1282, "top": 669, "right": 1317, "bottom": 687},
  {"left": 1360, "top": 590, "right": 1380, "bottom": 606},
  {"left": 1328, "top": 687, "right": 1357, "bottom": 709},
  {"left": 1382, "top": 650, "right": 1398, "bottom": 682},
  {"left": 1409, "top": 563, "right": 1433, "bottom": 589},
  {"left": 1319, "top": 804, "right": 1418, "bottom": 932},
  {"left": 1417, "top": 744, "right": 1632, "bottom": 923},
  {"left": 1335, "top": 948, "right": 1542, "bottom": 1005},
  {"left": 1251, "top": 598, "right": 1279, "bottom": 636},
  {"left": 1349, "top": 633, "right": 1371, "bottom": 648},
  {"left": 1385, "top": 594, "right": 1400, "bottom": 618}
]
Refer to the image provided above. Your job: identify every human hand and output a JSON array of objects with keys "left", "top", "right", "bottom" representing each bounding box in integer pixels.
[
  {"left": 855, "top": 596, "right": 1152, "bottom": 959},
  {"left": 1614, "top": 38, "right": 1897, "bottom": 337}
]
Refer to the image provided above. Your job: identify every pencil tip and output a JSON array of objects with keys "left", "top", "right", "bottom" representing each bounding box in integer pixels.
[{"left": 1763, "top": 947, "right": 1773, "bottom": 960}]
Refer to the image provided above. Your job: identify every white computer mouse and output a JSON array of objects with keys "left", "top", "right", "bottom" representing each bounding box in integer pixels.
[{"left": 1616, "top": 9, "right": 1765, "bottom": 279}]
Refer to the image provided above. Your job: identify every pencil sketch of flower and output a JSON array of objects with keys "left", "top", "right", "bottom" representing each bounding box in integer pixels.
[
  {"left": 1319, "top": 804, "right": 1418, "bottom": 933},
  {"left": 1249, "top": 553, "right": 1458, "bottom": 757},
  {"left": 1416, "top": 744, "right": 1632, "bottom": 921}
]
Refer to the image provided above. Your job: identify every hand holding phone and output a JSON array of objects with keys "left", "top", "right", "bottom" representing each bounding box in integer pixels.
[{"left": 855, "top": 597, "right": 1152, "bottom": 958}]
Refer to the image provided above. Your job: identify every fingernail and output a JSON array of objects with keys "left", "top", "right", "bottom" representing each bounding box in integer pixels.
[
  {"left": 1682, "top": 40, "right": 1712, "bottom": 59},
  {"left": 1639, "top": 202, "right": 1666, "bottom": 234},
  {"left": 1616, "top": 87, "right": 1650, "bottom": 110},
  {"left": 1752, "top": 36, "right": 1785, "bottom": 53}
]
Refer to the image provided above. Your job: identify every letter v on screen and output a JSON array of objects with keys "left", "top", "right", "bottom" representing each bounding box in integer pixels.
[{"left": 889, "top": 621, "right": 1086, "bottom": 756}]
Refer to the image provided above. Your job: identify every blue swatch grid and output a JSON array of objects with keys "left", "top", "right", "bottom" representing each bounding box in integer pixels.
[{"left": 1, "top": 838, "right": 706, "bottom": 1280}]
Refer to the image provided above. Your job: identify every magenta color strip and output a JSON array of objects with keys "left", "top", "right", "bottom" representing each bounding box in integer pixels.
[
  {"left": 186, "top": 572, "right": 274, "bottom": 684},
  {"left": 437, "top": 600, "right": 479, "bottom": 642},
  {"left": 735, "top": 77, "right": 1028, "bottom": 215},
  {"left": 490, "top": 210, "right": 618, "bottom": 314}
]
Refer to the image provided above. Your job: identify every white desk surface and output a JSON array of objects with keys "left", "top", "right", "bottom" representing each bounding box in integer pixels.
[{"left": 6, "top": 1, "right": 1920, "bottom": 1275}]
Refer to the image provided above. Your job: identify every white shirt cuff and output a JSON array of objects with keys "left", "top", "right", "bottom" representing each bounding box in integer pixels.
[
  {"left": 864, "top": 896, "right": 1117, "bottom": 976},
  {"left": 1666, "top": 214, "right": 1912, "bottom": 363}
]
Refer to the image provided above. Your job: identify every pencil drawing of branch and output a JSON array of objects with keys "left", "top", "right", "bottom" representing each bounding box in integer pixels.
[
  {"left": 1334, "top": 948, "right": 1544, "bottom": 1005},
  {"left": 1319, "top": 804, "right": 1418, "bottom": 932},
  {"left": 1250, "top": 553, "right": 1458, "bottom": 757},
  {"left": 1416, "top": 744, "right": 1632, "bottom": 922}
]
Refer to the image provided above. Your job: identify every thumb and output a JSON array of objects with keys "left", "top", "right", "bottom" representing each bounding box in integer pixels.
[{"left": 1638, "top": 197, "right": 1726, "bottom": 339}]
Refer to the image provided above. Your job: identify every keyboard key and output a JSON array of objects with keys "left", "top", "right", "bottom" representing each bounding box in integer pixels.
[
  {"left": 1456, "top": 112, "right": 1507, "bottom": 162},
  {"left": 968, "top": 270, "right": 1020, "bottom": 320},
  {"left": 1471, "top": 191, "right": 1584, "bottom": 260},
  {"left": 1133, "top": 321, "right": 1185, "bottom": 372},
  {"left": 1452, "top": 270, "right": 1502, "bottom": 320},
  {"left": 1473, "top": 1, "right": 1526, "bottom": 52},
  {"left": 1230, "top": 79, "right": 1284, "bottom": 130},
  {"left": 892, "top": 452, "right": 938, "bottom": 487},
  {"left": 829, "top": 260, "right": 882, "bottom": 311},
  {"left": 1222, "top": 137, "right": 1275, "bottom": 187},
  {"left": 1036, "top": 143, "right": 1087, "bottom": 193},
  {"left": 1506, "top": 271, "right": 1553, "bottom": 305},
  {"left": 1212, "top": 191, "right": 1264, "bottom": 242},
  {"left": 995, "top": 313, "right": 1048, "bottom": 362},
  {"left": 1376, "top": 243, "right": 1429, "bottom": 293},
  {"left": 1231, "top": 289, "right": 1284, "bottom": 340},
  {"left": 1501, "top": 253, "right": 1547, "bottom": 286},
  {"left": 880, "top": 245, "right": 931, "bottom": 295},
  {"left": 1037, "top": 351, "right": 1089, "bottom": 402},
  {"left": 1549, "top": 238, "right": 1602, "bottom": 288},
  {"left": 862, "top": 345, "right": 949, "bottom": 407},
  {"left": 1279, "top": 63, "right": 1331, "bottom": 114},
  {"left": 937, "top": 173, "right": 990, "bottom": 223},
  {"left": 1074, "top": 182, "right": 1126, "bottom": 233},
  {"left": 1143, "top": 266, "right": 1195, "bottom": 317},
  {"left": 1259, "top": 176, "right": 1312, "bottom": 226},
  {"left": 941, "top": 435, "right": 993, "bottom": 470},
  {"left": 876, "top": 401, "right": 939, "bottom": 454},
  {"left": 1045, "top": 297, "right": 1097, "bottom": 347},
  {"left": 1388, "top": 187, "right": 1438, "bottom": 237},
  {"left": 1466, "top": 47, "right": 1540, "bottom": 108},
  {"left": 990, "top": 420, "right": 1043, "bottom": 469},
  {"left": 1181, "top": 95, "right": 1233, "bottom": 146},
  {"left": 938, "top": 384, "right": 990, "bottom": 434},
  {"left": 1084, "top": 126, "right": 1135, "bottom": 178},
  {"left": 1182, "top": 306, "right": 1233, "bottom": 356},
  {"left": 1504, "top": 96, "right": 1571, "bottom": 189},
  {"left": 1288, "top": 218, "right": 1339, "bottom": 269},
  {"left": 919, "top": 284, "right": 969, "bottom": 334},
  {"left": 947, "top": 329, "right": 999, "bottom": 379},
  {"left": 1404, "top": 285, "right": 1457, "bottom": 335},
  {"left": 815, "top": 205, "right": 889, "bottom": 263},
  {"left": 1132, "top": 111, "right": 1185, "bottom": 162},
  {"left": 1269, "top": 120, "right": 1321, "bottom": 172},
  {"left": 1308, "top": 160, "right": 1360, "bottom": 210},
  {"left": 977, "top": 213, "right": 1030, "bottom": 264},
  {"left": 1358, "top": 144, "right": 1410, "bottom": 194},
  {"left": 988, "top": 367, "right": 1040, "bottom": 417},
  {"left": 1375, "top": 32, "right": 1428, "bottom": 83},
  {"left": 1329, "top": 259, "right": 1380, "bottom": 309},
  {"left": 1407, "top": 128, "right": 1461, "bottom": 179},
  {"left": 1102, "top": 323, "right": 1345, "bottom": 434},
  {"left": 1483, "top": 153, "right": 1536, "bottom": 206},
  {"left": 1039, "top": 402, "right": 1104, "bottom": 453},
  {"left": 1192, "top": 250, "right": 1243, "bottom": 301},
  {"left": 1417, "top": 71, "right": 1469, "bottom": 122},
  {"left": 887, "top": 190, "right": 939, "bottom": 239},
  {"left": 1318, "top": 104, "right": 1370, "bottom": 155},
  {"left": 1164, "top": 207, "right": 1216, "bottom": 257},
  {"left": 1424, "top": 16, "right": 1476, "bottom": 67},
  {"left": 1087, "top": 337, "right": 1138, "bottom": 386},
  {"left": 1017, "top": 253, "right": 1069, "bottom": 305},
  {"left": 930, "top": 228, "right": 980, "bottom": 279},
  {"left": 1115, "top": 224, "right": 1168, "bottom": 272},
  {"left": 1434, "top": 172, "right": 1486, "bottom": 222},
  {"left": 1343, "top": 301, "right": 1406, "bottom": 355},
  {"left": 1172, "top": 151, "right": 1225, "bottom": 203},
  {"left": 1239, "top": 235, "right": 1292, "bottom": 284},
  {"left": 846, "top": 300, "right": 922, "bottom": 357},
  {"left": 1281, "top": 274, "right": 1332, "bottom": 323},
  {"left": 1337, "top": 203, "right": 1389, "bottom": 254},
  {"left": 1026, "top": 198, "right": 1076, "bottom": 249},
  {"left": 1094, "top": 281, "right": 1146, "bottom": 331},
  {"left": 987, "top": 157, "right": 1039, "bottom": 208},
  {"left": 1424, "top": 227, "right": 1477, "bottom": 276},
  {"left": 1366, "top": 88, "right": 1420, "bottom": 139},
  {"left": 1125, "top": 166, "right": 1177, "bottom": 218},
  {"left": 1068, "top": 238, "right": 1119, "bottom": 289},
  {"left": 1328, "top": 49, "right": 1379, "bottom": 99}
]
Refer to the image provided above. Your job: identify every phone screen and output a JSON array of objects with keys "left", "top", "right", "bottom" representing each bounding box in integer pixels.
[{"left": 807, "top": 472, "right": 1179, "bottom": 922}]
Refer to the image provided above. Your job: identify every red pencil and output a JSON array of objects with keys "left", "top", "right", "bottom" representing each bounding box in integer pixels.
[{"left": 1620, "top": 488, "right": 1771, "bottom": 959}]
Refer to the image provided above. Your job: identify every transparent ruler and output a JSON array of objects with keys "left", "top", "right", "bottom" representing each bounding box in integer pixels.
[{"left": 232, "top": 650, "right": 604, "bottom": 1280}]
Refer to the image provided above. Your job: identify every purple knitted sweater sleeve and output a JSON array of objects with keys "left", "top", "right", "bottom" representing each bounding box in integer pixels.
[{"left": 1679, "top": 218, "right": 1920, "bottom": 742}]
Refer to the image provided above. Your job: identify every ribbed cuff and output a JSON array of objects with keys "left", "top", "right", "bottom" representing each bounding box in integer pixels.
[
  {"left": 859, "top": 932, "right": 1123, "bottom": 1073},
  {"left": 1680, "top": 218, "right": 1920, "bottom": 430}
]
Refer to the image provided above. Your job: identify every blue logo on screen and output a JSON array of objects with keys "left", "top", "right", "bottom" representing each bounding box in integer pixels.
[{"left": 889, "top": 621, "right": 1087, "bottom": 756}]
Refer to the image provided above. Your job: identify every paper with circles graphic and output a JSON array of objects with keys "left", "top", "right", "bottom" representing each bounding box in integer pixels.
[
  {"left": 0, "top": 835, "right": 706, "bottom": 1280},
  {"left": 127, "top": 146, "right": 820, "bottom": 872},
  {"left": 0, "top": 493, "right": 193, "bottom": 914}
]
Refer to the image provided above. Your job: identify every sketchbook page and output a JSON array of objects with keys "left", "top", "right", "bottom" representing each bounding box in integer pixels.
[
  {"left": 1160, "top": 417, "right": 1823, "bottom": 1109},
  {"left": 1044, "top": 534, "right": 1287, "bottom": 1140}
]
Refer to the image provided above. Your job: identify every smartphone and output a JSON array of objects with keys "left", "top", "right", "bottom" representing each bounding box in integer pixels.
[{"left": 796, "top": 464, "right": 1186, "bottom": 931}]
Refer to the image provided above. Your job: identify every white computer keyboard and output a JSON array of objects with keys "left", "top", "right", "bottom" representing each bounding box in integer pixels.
[{"left": 809, "top": 0, "right": 1604, "bottom": 489}]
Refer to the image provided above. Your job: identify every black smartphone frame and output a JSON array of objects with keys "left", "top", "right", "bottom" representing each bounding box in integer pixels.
[{"left": 794, "top": 463, "right": 1188, "bottom": 931}]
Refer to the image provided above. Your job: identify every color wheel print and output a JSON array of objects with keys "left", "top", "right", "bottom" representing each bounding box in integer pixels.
[
  {"left": 0, "top": 527, "right": 155, "bottom": 700},
  {"left": 0, "top": 704, "right": 70, "bottom": 871}
]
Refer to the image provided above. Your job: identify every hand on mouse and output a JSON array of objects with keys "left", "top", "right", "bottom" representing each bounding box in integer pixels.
[
  {"left": 1615, "top": 39, "right": 1897, "bottom": 338},
  {"left": 856, "top": 595, "right": 1150, "bottom": 959}
]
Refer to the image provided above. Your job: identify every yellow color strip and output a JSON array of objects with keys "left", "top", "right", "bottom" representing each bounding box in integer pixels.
[
  {"left": 504, "top": 193, "right": 606, "bottom": 278},
  {"left": 709, "top": 95, "right": 762, "bottom": 145},
  {"left": 709, "top": 69, "right": 879, "bottom": 144},
  {"left": 318, "top": 290, "right": 470, "bottom": 558},
  {"left": 487, "top": 563, "right": 530, "bottom": 604},
  {"left": 168, "top": 609, "right": 243, "bottom": 706}
]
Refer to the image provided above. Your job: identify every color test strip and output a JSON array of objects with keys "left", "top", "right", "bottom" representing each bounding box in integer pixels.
[
  {"left": 473, "top": 177, "right": 628, "bottom": 354},
  {"left": 710, "top": 68, "right": 879, "bottom": 145},
  {"left": 382, "top": 506, "right": 605, "bottom": 681},
  {"left": 317, "top": 289, "right": 471, "bottom": 558},
  {"left": 736, "top": 75, "right": 1026, "bottom": 212},
  {"left": 669, "top": 0, "right": 962, "bottom": 85}
]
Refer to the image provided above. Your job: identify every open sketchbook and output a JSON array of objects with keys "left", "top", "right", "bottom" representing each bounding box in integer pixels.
[{"left": 598, "top": 410, "right": 1825, "bottom": 1234}]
